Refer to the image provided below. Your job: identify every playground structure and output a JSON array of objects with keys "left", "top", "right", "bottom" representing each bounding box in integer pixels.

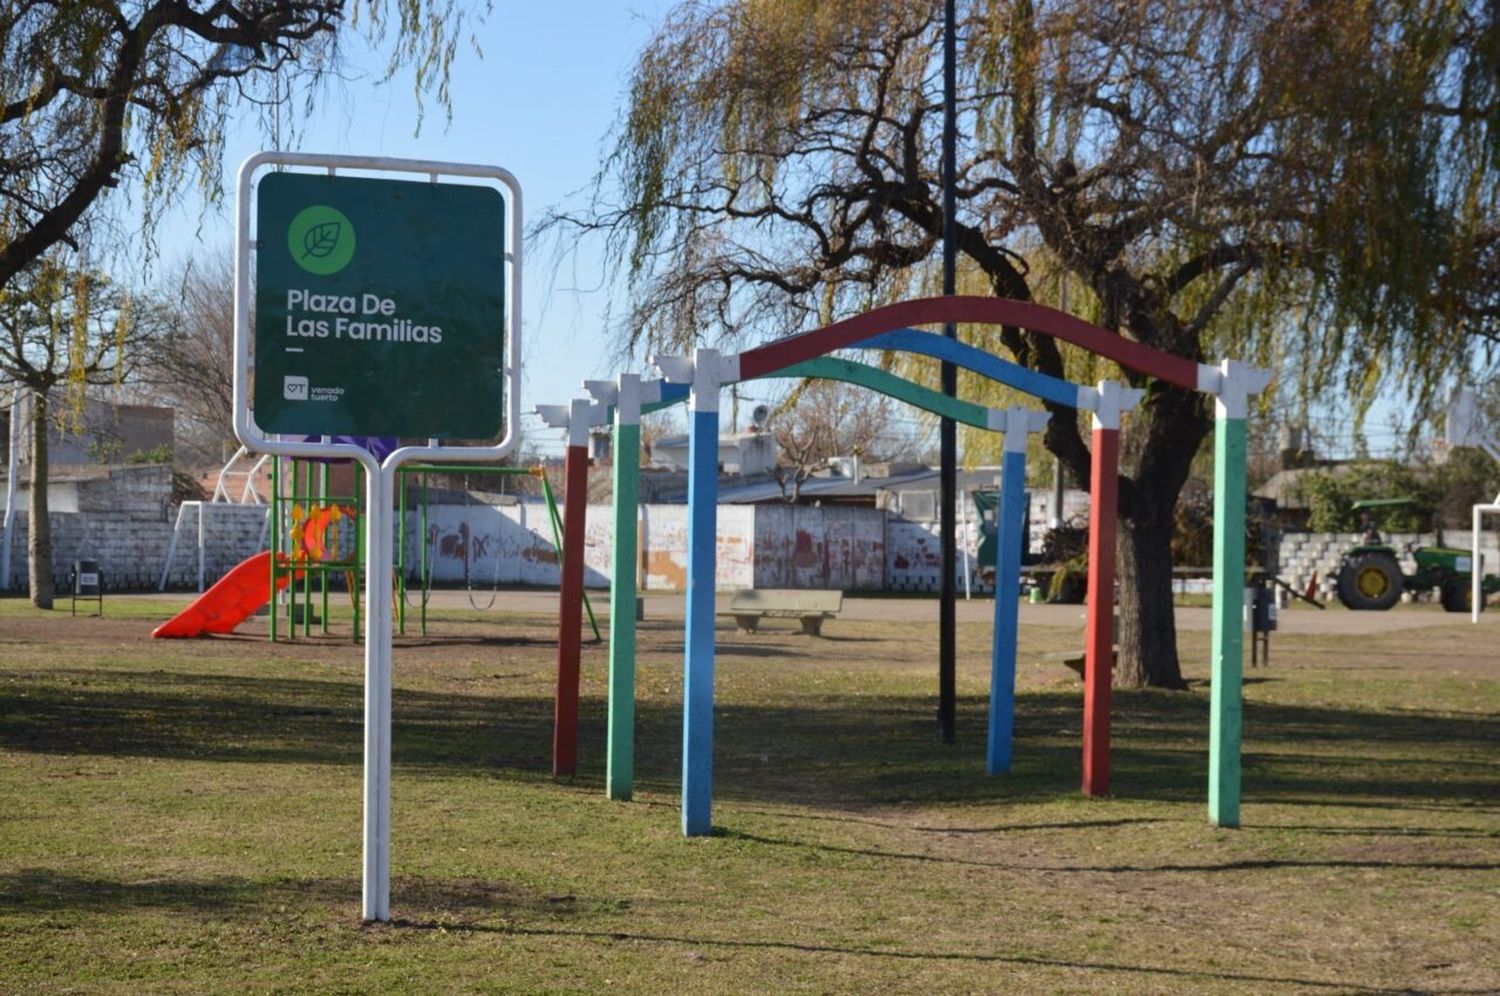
[
  {"left": 142, "top": 291, "right": 1271, "bottom": 845},
  {"left": 394, "top": 463, "right": 597, "bottom": 640},
  {"left": 564, "top": 296, "right": 1269, "bottom": 837},
  {"left": 152, "top": 451, "right": 366, "bottom": 639},
  {"left": 156, "top": 449, "right": 595, "bottom": 642},
  {"left": 269, "top": 454, "right": 364, "bottom": 640}
]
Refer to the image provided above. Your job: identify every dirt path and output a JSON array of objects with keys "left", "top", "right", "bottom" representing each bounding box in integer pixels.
[{"left": 367, "top": 588, "right": 1500, "bottom": 635}]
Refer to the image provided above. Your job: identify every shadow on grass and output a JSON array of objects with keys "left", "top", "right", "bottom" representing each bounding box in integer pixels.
[
  {"left": 395, "top": 636, "right": 560, "bottom": 650},
  {"left": 3, "top": 871, "right": 1474, "bottom": 993},
  {"left": 1, "top": 667, "right": 1496, "bottom": 815},
  {"left": 716, "top": 828, "right": 1500, "bottom": 873},
  {"left": 412, "top": 922, "right": 1460, "bottom": 995},
  {"left": 0, "top": 869, "right": 572, "bottom": 919}
]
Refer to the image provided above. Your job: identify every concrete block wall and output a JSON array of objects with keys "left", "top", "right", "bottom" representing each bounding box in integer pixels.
[
  {"left": 0, "top": 460, "right": 1072, "bottom": 598},
  {"left": 751, "top": 505, "right": 885, "bottom": 591},
  {"left": 1, "top": 466, "right": 267, "bottom": 592},
  {"left": 4, "top": 502, "right": 270, "bottom": 592},
  {"left": 1278, "top": 531, "right": 1500, "bottom": 600},
  {"left": 157, "top": 504, "right": 272, "bottom": 588}
]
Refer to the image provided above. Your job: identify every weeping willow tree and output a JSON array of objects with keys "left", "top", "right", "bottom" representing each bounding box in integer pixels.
[
  {"left": 548, "top": 0, "right": 1499, "bottom": 688},
  {"left": 0, "top": 0, "right": 484, "bottom": 606}
]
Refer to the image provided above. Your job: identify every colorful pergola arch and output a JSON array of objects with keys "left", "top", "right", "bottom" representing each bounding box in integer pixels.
[
  {"left": 569, "top": 295, "right": 1266, "bottom": 836},
  {"left": 660, "top": 297, "right": 1265, "bottom": 833}
]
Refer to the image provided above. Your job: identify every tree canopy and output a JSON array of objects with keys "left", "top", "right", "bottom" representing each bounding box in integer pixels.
[
  {"left": 1, "top": 0, "right": 484, "bottom": 607},
  {"left": 0, "top": 0, "right": 483, "bottom": 290},
  {"left": 554, "top": 0, "right": 1500, "bottom": 687}
]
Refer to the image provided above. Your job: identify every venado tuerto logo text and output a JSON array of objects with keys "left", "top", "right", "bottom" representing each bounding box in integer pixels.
[
  {"left": 288, "top": 205, "right": 356, "bottom": 275},
  {"left": 283, "top": 375, "right": 343, "bottom": 404}
]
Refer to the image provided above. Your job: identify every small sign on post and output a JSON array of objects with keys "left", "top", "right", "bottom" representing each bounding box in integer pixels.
[{"left": 71, "top": 558, "right": 102, "bottom": 616}]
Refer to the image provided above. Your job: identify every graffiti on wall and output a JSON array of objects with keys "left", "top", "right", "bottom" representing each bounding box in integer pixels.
[
  {"left": 405, "top": 499, "right": 1035, "bottom": 594},
  {"left": 752, "top": 505, "right": 884, "bottom": 590}
]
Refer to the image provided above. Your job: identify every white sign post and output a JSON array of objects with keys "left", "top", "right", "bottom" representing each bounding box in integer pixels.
[{"left": 233, "top": 152, "right": 523, "bottom": 922}]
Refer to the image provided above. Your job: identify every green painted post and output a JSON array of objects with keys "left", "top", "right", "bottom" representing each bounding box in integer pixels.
[
  {"left": 420, "top": 473, "right": 429, "bottom": 637},
  {"left": 353, "top": 462, "right": 363, "bottom": 644},
  {"left": 269, "top": 457, "right": 281, "bottom": 642},
  {"left": 1206, "top": 359, "right": 1272, "bottom": 829},
  {"left": 607, "top": 375, "right": 642, "bottom": 801},
  {"left": 324, "top": 462, "right": 333, "bottom": 633},
  {"left": 302, "top": 459, "right": 313, "bottom": 637},
  {"left": 1208, "top": 414, "right": 1246, "bottom": 827}
]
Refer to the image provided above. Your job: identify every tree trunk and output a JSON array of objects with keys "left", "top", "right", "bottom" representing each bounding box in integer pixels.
[
  {"left": 28, "top": 390, "right": 53, "bottom": 609},
  {"left": 1114, "top": 385, "right": 1213, "bottom": 689},
  {"left": 1116, "top": 505, "right": 1186, "bottom": 689}
]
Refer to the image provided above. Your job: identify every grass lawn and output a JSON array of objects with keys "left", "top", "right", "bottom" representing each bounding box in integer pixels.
[{"left": 1, "top": 595, "right": 1497, "bottom": 993}]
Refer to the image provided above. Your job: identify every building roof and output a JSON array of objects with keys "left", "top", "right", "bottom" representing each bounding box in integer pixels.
[{"left": 653, "top": 464, "right": 1007, "bottom": 504}]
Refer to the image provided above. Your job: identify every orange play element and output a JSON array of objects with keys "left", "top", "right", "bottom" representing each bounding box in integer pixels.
[
  {"left": 152, "top": 551, "right": 294, "bottom": 638},
  {"left": 291, "top": 504, "right": 355, "bottom": 562}
]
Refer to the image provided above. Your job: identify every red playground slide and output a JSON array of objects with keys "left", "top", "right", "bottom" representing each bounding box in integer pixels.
[{"left": 152, "top": 551, "right": 291, "bottom": 638}]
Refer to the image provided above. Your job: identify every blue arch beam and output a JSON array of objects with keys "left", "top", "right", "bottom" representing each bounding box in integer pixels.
[{"left": 859, "top": 329, "right": 1088, "bottom": 410}]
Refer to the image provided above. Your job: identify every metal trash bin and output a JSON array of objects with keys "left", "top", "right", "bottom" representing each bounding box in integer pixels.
[{"left": 1244, "top": 576, "right": 1276, "bottom": 666}]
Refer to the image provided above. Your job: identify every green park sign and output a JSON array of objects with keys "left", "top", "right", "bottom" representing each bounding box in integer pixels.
[{"left": 253, "top": 171, "right": 507, "bottom": 438}]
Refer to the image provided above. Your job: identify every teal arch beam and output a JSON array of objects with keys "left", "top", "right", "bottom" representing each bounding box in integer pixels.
[{"left": 757, "top": 356, "right": 993, "bottom": 428}]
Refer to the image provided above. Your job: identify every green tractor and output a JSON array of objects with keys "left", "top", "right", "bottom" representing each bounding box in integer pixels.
[{"left": 1335, "top": 498, "right": 1499, "bottom": 611}]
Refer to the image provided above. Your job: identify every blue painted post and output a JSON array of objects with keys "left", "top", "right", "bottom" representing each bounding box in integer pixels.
[
  {"left": 679, "top": 349, "right": 723, "bottom": 837},
  {"left": 987, "top": 407, "right": 1049, "bottom": 774}
]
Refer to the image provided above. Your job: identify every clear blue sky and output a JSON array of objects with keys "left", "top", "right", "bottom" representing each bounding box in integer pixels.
[{"left": 157, "top": 3, "right": 672, "bottom": 455}]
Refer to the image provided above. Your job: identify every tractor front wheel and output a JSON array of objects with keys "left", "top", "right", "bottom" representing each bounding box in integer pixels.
[
  {"left": 1336, "top": 553, "right": 1404, "bottom": 611},
  {"left": 1440, "top": 579, "right": 1484, "bottom": 613}
]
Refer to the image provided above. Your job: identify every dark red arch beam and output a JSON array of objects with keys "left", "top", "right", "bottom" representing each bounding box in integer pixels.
[{"left": 737, "top": 296, "right": 1201, "bottom": 390}]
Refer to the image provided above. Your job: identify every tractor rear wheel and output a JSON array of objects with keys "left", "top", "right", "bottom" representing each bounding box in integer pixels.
[
  {"left": 1336, "top": 552, "right": 1404, "bottom": 610},
  {"left": 1440, "top": 579, "right": 1484, "bottom": 613}
]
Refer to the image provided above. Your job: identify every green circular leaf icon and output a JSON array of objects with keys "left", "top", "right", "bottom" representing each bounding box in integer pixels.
[{"left": 287, "top": 205, "right": 356, "bottom": 275}]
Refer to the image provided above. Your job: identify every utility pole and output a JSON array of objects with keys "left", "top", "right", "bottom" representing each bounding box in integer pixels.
[{"left": 938, "top": 0, "right": 958, "bottom": 744}]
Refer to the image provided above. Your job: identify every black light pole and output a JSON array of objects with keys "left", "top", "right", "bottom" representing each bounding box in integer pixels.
[{"left": 938, "top": 0, "right": 958, "bottom": 744}]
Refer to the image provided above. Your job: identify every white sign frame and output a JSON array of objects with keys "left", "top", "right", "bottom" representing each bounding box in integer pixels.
[{"left": 232, "top": 151, "right": 523, "bottom": 922}]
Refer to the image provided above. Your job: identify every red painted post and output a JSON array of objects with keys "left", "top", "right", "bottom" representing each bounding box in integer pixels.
[
  {"left": 1082, "top": 423, "right": 1119, "bottom": 796},
  {"left": 1080, "top": 381, "right": 1139, "bottom": 797},
  {"left": 553, "top": 401, "right": 591, "bottom": 777}
]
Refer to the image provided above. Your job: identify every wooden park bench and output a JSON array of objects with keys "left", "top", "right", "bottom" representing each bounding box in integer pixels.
[{"left": 722, "top": 589, "right": 844, "bottom": 636}]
